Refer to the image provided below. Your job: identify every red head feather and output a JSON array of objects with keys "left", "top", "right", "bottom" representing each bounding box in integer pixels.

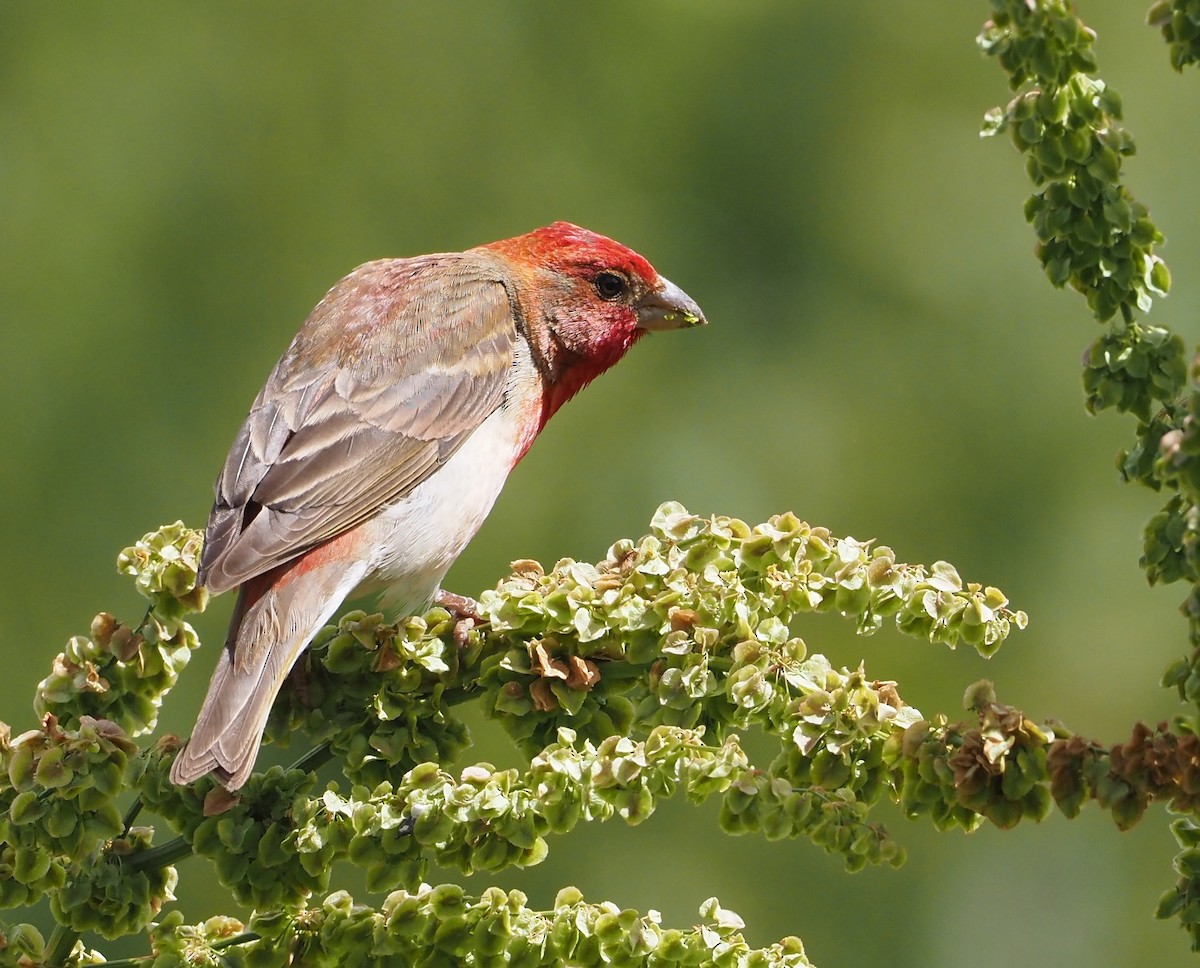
[
  {"left": 482, "top": 221, "right": 660, "bottom": 289},
  {"left": 480, "top": 222, "right": 671, "bottom": 436}
]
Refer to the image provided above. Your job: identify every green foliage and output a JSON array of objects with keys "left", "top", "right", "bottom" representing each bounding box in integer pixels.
[
  {"left": 264, "top": 609, "right": 471, "bottom": 788},
  {"left": 139, "top": 758, "right": 326, "bottom": 912},
  {"left": 35, "top": 523, "right": 206, "bottom": 738},
  {"left": 0, "top": 716, "right": 133, "bottom": 912},
  {"left": 1148, "top": 0, "right": 1200, "bottom": 71},
  {"left": 0, "top": 506, "right": 1031, "bottom": 966},
  {"left": 977, "top": 0, "right": 1200, "bottom": 951},
  {"left": 475, "top": 504, "right": 1023, "bottom": 759},
  {"left": 134, "top": 888, "right": 811, "bottom": 968},
  {"left": 0, "top": 525, "right": 208, "bottom": 959},
  {"left": 979, "top": 2, "right": 1183, "bottom": 411}
]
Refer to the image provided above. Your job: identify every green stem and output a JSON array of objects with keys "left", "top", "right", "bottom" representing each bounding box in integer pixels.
[
  {"left": 45, "top": 923, "right": 80, "bottom": 967},
  {"left": 212, "top": 930, "right": 260, "bottom": 950},
  {"left": 121, "top": 795, "right": 143, "bottom": 835},
  {"left": 125, "top": 834, "right": 193, "bottom": 871},
  {"left": 289, "top": 740, "right": 333, "bottom": 774},
  {"left": 95, "top": 931, "right": 261, "bottom": 967}
]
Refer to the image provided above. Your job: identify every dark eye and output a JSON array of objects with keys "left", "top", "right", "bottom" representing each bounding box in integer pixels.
[{"left": 594, "top": 271, "right": 628, "bottom": 301}]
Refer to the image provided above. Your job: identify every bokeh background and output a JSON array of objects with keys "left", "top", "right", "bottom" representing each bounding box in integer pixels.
[{"left": 4, "top": 3, "right": 1200, "bottom": 965}]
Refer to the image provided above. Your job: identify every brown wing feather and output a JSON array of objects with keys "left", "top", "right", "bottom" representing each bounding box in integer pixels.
[{"left": 199, "top": 253, "right": 517, "bottom": 595}]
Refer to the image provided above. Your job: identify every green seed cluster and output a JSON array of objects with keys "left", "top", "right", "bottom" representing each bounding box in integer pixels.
[
  {"left": 981, "top": 7, "right": 1200, "bottom": 947},
  {"left": 167, "top": 886, "right": 810, "bottom": 968},
  {"left": 980, "top": 0, "right": 1186, "bottom": 426},
  {"left": 1159, "top": 818, "right": 1200, "bottom": 952},
  {"left": 980, "top": 2, "right": 1174, "bottom": 330},
  {"left": 34, "top": 613, "right": 195, "bottom": 741},
  {"left": 1156, "top": 359, "right": 1200, "bottom": 509},
  {"left": 725, "top": 656, "right": 912, "bottom": 872},
  {"left": 476, "top": 504, "right": 1024, "bottom": 759},
  {"left": 979, "top": 0, "right": 1200, "bottom": 728},
  {"left": 282, "top": 726, "right": 748, "bottom": 897},
  {"left": 264, "top": 609, "right": 469, "bottom": 788},
  {"left": 0, "top": 921, "right": 47, "bottom": 967},
  {"left": 721, "top": 771, "right": 904, "bottom": 874},
  {"left": 1141, "top": 349, "right": 1200, "bottom": 925},
  {"left": 1148, "top": 0, "right": 1200, "bottom": 71},
  {"left": 1144, "top": 360, "right": 1200, "bottom": 626},
  {"left": 138, "top": 748, "right": 326, "bottom": 911},
  {"left": 50, "top": 825, "right": 178, "bottom": 940},
  {"left": 0, "top": 715, "right": 136, "bottom": 909},
  {"left": 220, "top": 702, "right": 918, "bottom": 904},
  {"left": 1082, "top": 322, "right": 1185, "bottom": 422},
  {"left": 0, "top": 921, "right": 104, "bottom": 967},
  {"left": 145, "top": 911, "right": 250, "bottom": 967},
  {"left": 248, "top": 507, "right": 1019, "bottom": 878},
  {"left": 35, "top": 522, "right": 207, "bottom": 738},
  {"left": 115, "top": 521, "right": 208, "bottom": 617},
  {"left": 1141, "top": 494, "right": 1199, "bottom": 589},
  {"left": 3, "top": 507, "right": 1028, "bottom": 959},
  {"left": 894, "top": 682, "right": 1055, "bottom": 832},
  {"left": 979, "top": 0, "right": 1098, "bottom": 88}
]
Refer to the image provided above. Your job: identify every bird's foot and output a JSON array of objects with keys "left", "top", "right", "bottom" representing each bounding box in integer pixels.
[
  {"left": 288, "top": 657, "right": 313, "bottom": 708},
  {"left": 434, "top": 589, "right": 483, "bottom": 648}
]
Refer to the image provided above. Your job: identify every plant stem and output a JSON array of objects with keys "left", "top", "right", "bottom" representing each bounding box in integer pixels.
[
  {"left": 95, "top": 931, "right": 261, "bottom": 967},
  {"left": 125, "top": 834, "right": 193, "bottom": 871},
  {"left": 289, "top": 740, "right": 333, "bottom": 773},
  {"left": 122, "top": 795, "right": 144, "bottom": 835},
  {"left": 44, "top": 923, "right": 80, "bottom": 967}
]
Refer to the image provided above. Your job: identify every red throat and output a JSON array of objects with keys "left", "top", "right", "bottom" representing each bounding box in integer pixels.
[
  {"left": 508, "top": 324, "right": 645, "bottom": 469},
  {"left": 541, "top": 324, "right": 644, "bottom": 425}
]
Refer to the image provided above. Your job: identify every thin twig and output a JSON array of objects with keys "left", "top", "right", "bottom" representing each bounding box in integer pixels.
[{"left": 121, "top": 795, "right": 143, "bottom": 835}]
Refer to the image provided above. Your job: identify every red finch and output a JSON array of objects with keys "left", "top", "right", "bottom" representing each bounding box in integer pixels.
[{"left": 170, "top": 222, "right": 705, "bottom": 789}]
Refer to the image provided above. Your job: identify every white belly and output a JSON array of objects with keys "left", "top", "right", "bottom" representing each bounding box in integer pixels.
[{"left": 357, "top": 406, "right": 521, "bottom": 613}]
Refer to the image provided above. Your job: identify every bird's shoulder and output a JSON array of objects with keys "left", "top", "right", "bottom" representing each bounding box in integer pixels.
[{"left": 274, "top": 251, "right": 519, "bottom": 381}]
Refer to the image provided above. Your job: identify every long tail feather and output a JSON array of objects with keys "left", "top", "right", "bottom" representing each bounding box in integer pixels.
[{"left": 170, "top": 557, "right": 367, "bottom": 789}]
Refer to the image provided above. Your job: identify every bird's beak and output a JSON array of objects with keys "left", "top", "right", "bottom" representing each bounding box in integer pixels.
[{"left": 636, "top": 276, "right": 707, "bottom": 331}]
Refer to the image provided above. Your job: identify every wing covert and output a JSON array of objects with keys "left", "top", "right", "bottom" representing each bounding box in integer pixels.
[{"left": 199, "top": 253, "right": 517, "bottom": 594}]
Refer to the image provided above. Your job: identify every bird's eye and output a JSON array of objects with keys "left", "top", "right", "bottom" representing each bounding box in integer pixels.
[{"left": 594, "top": 271, "right": 628, "bottom": 301}]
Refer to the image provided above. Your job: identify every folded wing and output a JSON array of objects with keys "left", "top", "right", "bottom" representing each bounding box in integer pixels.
[{"left": 198, "top": 253, "right": 518, "bottom": 595}]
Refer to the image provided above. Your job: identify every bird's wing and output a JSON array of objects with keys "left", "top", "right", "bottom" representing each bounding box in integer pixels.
[{"left": 198, "top": 253, "right": 518, "bottom": 595}]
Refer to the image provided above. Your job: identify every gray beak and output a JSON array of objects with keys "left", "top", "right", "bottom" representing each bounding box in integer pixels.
[{"left": 636, "top": 276, "right": 707, "bottom": 331}]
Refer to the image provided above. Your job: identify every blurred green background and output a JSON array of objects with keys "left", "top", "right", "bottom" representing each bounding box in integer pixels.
[{"left": 3, "top": 2, "right": 1200, "bottom": 964}]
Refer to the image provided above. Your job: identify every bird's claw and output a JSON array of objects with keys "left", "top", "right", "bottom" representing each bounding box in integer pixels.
[{"left": 288, "top": 659, "right": 313, "bottom": 708}]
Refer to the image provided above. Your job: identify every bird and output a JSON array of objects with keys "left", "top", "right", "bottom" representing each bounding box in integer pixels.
[{"left": 170, "top": 221, "right": 706, "bottom": 789}]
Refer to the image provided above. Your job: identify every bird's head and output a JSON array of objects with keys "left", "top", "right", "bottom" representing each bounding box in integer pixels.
[{"left": 482, "top": 221, "right": 705, "bottom": 413}]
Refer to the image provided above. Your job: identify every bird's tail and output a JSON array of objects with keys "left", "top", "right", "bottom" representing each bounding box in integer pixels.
[{"left": 169, "top": 556, "right": 366, "bottom": 790}]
